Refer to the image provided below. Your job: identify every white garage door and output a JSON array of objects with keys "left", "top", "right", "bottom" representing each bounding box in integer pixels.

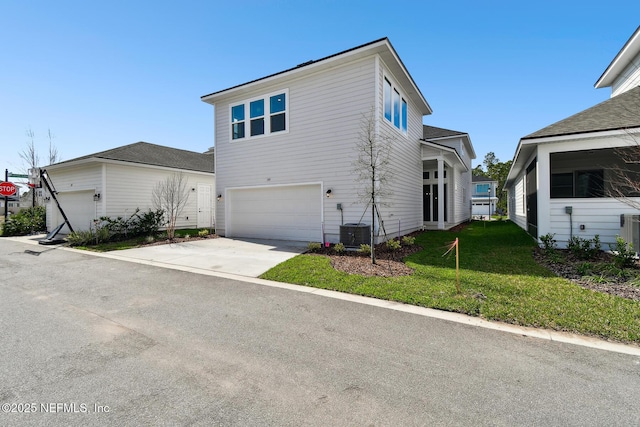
[
  {"left": 227, "top": 184, "right": 322, "bottom": 241},
  {"left": 54, "top": 190, "right": 96, "bottom": 233}
]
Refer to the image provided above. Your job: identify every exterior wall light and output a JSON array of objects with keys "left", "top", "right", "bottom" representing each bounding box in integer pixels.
[
  {"left": 326, "top": 189, "right": 332, "bottom": 198},
  {"left": 93, "top": 193, "right": 101, "bottom": 201},
  {"left": 217, "top": 194, "right": 222, "bottom": 201}
]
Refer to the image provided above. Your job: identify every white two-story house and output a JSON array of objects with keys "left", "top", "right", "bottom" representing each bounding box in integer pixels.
[
  {"left": 505, "top": 26, "right": 640, "bottom": 248},
  {"left": 471, "top": 175, "right": 498, "bottom": 218},
  {"left": 201, "top": 38, "right": 475, "bottom": 243}
]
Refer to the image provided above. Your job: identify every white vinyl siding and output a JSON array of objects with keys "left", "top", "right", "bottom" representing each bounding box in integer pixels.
[
  {"left": 45, "top": 162, "right": 215, "bottom": 233},
  {"left": 611, "top": 55, "right": 640, "bottom": 97},
  {"left": 215, "top": 56, "right": 383, "bottom": 242},
  {"left": 105, "top": 163, "right": 214, "bottom": 230},
  {"left": 549, "top": 198, "right": 640, "bottom": 248}
]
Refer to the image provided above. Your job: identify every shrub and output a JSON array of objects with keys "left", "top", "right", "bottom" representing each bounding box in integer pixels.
[
  {"left": 610, "top": 235, "right": 636, "bottom": 268},
  {"left": 386, "top": 239, "right": 401, "bottom": 251},
  {"left": 1, "top": 206, "right": 46, "bottom": 236},
  {"left": 333, "top": 242, "right": 345, "bottom": 254},
  {"left": 401, "top": 235, "right": 416, "bottom": 246},
  {"left": 358, "top": 244, "right": 371, "bottom": 255},
  {"left": 576, "top": 262, "right": 593, "bottom": 276},
  {"left": 307, "top": 242, "right": 322, "bottom": 252},
  {"left": 198, "top": 229, "right": 209, "bottom": 237},
  {"left": 67, "top": 229, "right": 97, "bottom": 246},
  {"left": 567, "top": 235, "right": 601, "bottom": 260},
  {"left": 98, "top": 208, "right": 164, "bottom": 241},
  {"left": 539, "top": 233, "right": 557, "bottom": 252}
]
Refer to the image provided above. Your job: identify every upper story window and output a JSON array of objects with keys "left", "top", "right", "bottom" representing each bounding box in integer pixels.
[
  {"left": 231, "top": 90, "right": 288, "bottom": 141},
  {"left": 383, "top": 77, "right": 407, "bottom": 135},
  {"left": 476, "top": 183, "right": 490, "bottom": 194}
]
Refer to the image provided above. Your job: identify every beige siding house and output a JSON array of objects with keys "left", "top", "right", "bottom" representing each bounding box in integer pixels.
[
  {"left": 505, "top": 26, "right": 640, "bottom": 248},
  {"left": 44, "top": 142, "right": 215, "bottom": 233},
  {"left": 201, "top": 38, "right": 475, "bottom": 243}
]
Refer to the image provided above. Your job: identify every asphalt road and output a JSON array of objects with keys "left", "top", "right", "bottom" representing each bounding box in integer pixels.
[{"left": 1, "top": 239, "right": 639, "bottom": 426}]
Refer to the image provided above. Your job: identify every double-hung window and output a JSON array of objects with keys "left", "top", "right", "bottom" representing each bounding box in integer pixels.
[
  {"left": 383, "top": 77, "right": 408, "bottom": 135},
  {"left": 231, "top": 90, "right": 288, "bottom": 141}
]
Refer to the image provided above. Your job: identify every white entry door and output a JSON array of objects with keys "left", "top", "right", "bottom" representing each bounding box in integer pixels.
[{"left": 197, "top": 183, "right": 213, "bottom": 228}]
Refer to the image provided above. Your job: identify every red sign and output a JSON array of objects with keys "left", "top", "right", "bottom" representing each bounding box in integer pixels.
[{"left": 0, "top": 181, "right": 17, "bottom": 197}]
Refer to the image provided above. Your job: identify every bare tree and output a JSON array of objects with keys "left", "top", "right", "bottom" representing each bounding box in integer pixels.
[
  {"left": 152, "top": 172, "right": 190, "bottom": 240},
  {"left": 352, "top": 109, "right": 393, "bottom": 264},
  {"left": 607, "top": 140, "right": 640, "bottom": 210},
  {"left": 20, "top": 127, "right": 40, "bottom": 173},
  {"left": 47, "top": 128, "right": 60, "bottom": 165}
]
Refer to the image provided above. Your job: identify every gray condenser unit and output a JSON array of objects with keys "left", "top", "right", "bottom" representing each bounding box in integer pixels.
[{"left": 340, "top": 223, "right": 371, "bottom": 247}]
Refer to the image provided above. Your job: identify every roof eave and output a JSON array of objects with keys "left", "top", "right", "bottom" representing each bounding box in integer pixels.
[
  {"left": 200, "top": 38, "right": 432, "bottom": 116},
  {"left": 595, "top": 26, "right": 640, "bottom": 89}
]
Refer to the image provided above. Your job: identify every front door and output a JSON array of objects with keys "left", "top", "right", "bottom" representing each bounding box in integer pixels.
[
  {"left": 423, "top": 184, "right": 447, "bottom": 222},
  {"left": 197, "top": 183, "right": 212, "bottom": 229},
  {"left": 423, "top": 185, "right": 431, "bottom": 221}
]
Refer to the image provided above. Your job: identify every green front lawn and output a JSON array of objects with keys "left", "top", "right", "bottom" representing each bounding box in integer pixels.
[{"left": 261, "top": 221, "right": 640, "bottom": 344}]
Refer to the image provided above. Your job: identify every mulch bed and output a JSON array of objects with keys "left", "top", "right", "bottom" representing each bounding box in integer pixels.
[{"left": 533, "top": 249, "right": 640, "bottom": 301}]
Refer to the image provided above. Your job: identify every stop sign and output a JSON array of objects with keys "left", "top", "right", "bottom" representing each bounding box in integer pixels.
[{"left": 0, "top": 181, "right": 17, "bottom": 196}]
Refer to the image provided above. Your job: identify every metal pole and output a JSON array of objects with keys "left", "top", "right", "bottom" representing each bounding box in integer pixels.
[{"left": 4, "top": 169, "right": 8, "bottom": 219}]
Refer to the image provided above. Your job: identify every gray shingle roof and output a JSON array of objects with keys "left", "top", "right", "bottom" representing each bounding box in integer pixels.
[
  {"left": 423, "top": 125, "right": 465, "bottom": 140},
  {"left": 472, "top": 175, "right": 494, "bottom": 182},
  {"left": 51, "top": 142, "right": 214, "bottom": 173},
  {"left": 523, "top": 85, "right": 640, "bottom": 140}
]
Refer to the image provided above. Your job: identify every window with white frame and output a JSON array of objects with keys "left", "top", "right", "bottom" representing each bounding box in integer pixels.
[
  {"left": 383, "top": 77, "right": 407, "bottom": 135},
  {"left": 231, "top": 90, "right": 288, "bottom": 141}
]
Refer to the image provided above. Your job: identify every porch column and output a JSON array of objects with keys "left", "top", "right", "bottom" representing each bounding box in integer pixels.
[{"left": 438, "top": 158, "right": 445, "bottom": 230}]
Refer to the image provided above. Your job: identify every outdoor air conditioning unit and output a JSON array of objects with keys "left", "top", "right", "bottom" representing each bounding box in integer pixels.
[
  {"left": 340, "top": 223, "right": 371, "bottom": 248},
  {"left": 619, "top": 214, "right": 640, "bottom": 255}
]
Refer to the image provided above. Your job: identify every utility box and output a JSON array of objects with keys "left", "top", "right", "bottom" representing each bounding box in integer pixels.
[
  {"left": 620, "top": 214, "right": 640, "bottom": 256},
  {"left": 340, "top": 223, "right": 371, "bottom": 248}
]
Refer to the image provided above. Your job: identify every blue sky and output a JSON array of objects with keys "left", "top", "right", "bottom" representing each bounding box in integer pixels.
[{"left": 1, "top": 1, "right": 639, "bottom": 177}]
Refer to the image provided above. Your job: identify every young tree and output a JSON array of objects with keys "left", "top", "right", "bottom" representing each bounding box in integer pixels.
[
  {"left": 152, "top": 172, "right": 190, "bottom": 240},
  {"left": 352, "top": 109, "right": 393, "bottom": 264}
]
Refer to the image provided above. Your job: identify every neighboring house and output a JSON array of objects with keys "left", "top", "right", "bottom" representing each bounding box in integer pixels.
[
  {"left": 471, "top": 175, "right": 498, "bottom": 218},
  {"left": 201, "top": 38, "right": 475, "bottom": 243},
  {"left": 43, "top": 142, "right": 215, "bottom": 233},
  {"left": 505, "top": 26, "right": 640, "bottom": 248}
]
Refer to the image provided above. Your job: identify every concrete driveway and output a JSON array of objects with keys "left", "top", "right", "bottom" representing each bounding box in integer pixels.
[{"left": 108, "top": 237, "right": 308, "bottom": 277}]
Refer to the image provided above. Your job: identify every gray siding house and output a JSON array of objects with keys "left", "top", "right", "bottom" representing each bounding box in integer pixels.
[
  {"left": 44, "top": 142, "right": 215, "bottom": 233},
  {"left": 505, "top": 26, "right": 640, "bottom": 248},
  {"left": 201, "top": 38, "right": 475, "bottom": 243}
]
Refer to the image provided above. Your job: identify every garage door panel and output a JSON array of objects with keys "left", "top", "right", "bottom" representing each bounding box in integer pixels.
[
  {"left": 54, "top": 191, "right": 95, "bottom": 233},
  {"left": 228, "top": 185, "right": 322, "bottom": 241}
]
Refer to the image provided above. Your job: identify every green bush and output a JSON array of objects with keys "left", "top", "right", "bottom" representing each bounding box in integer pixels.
[
  {"left": 333, "top": 242, "right": 345, "bottom": 254},
  {"left": 386, "top": 239, "right": 401, "bottom": 251},
  {"left": 1, "top": 206, "right": 46, "bottom": 236},
  {"left": 358, "top": 244, "right": 371, "bottom": 255},
  {"left": 567, "top": 235, "right": 601, "bottom": 260},
  {"left": 539, "top": 233, "right": 557, "bottom": 253},
  {"left": 401, "top": 235, "right": 416, "bottom": 246},
  {"left": 307, "top": 242, "right": 322, "bottom": 252},
  {"left": 98, "top": 208, "right": 164, "bottom": 241},
  {"left": 198, "top": 229, "right": 209, "bottom": 237},
  {"left": 610, "top": 235, "right": 636, "bottom": 268}
]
